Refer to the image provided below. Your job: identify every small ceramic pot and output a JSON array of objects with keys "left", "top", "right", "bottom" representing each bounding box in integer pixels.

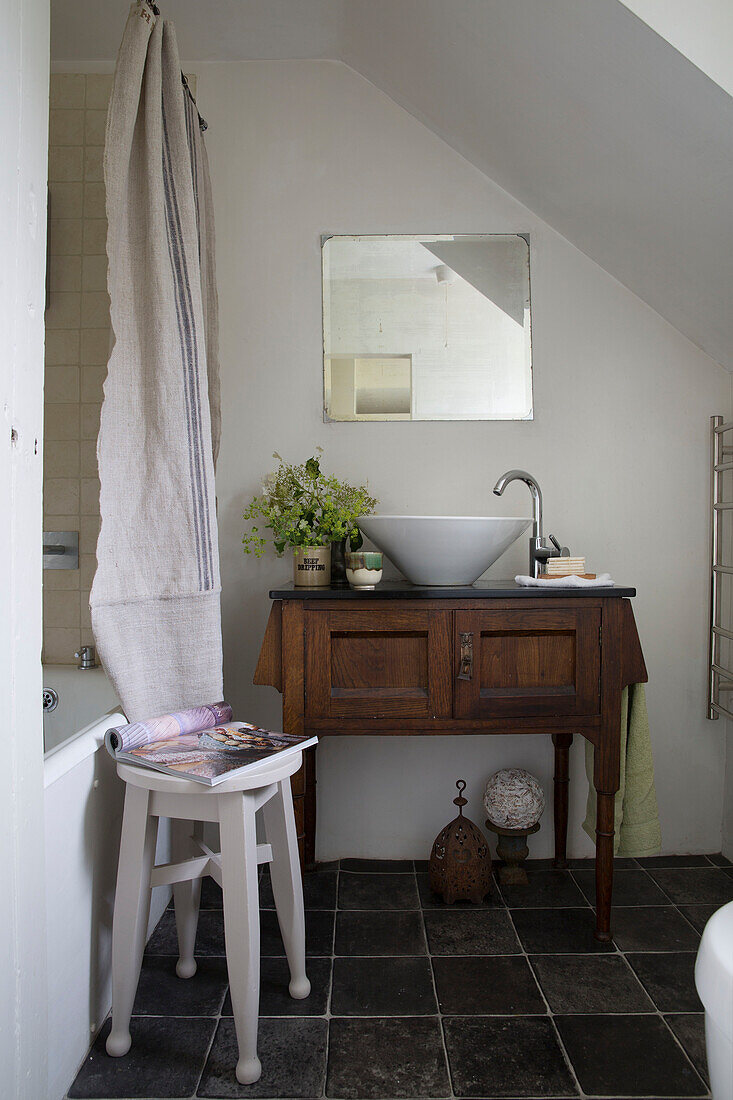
[
  {"left": 345, "top": 550, "right": 383, "bottom": 590},
  {"left": 293, "top": 545, "right": 331, "bottom": 588}
]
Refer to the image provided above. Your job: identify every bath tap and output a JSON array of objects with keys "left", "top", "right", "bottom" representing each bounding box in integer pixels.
[
  {"left": 75, "top": 644, "right": 97, "bottom": 670},
  {"left": 492, "top": 470, "right": 567, "bottom": 578}
]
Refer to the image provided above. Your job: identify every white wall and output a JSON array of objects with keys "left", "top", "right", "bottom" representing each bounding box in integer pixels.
[
  {"left": 723, "top": 729, "right": 733, "bottom": 859},
  {"left": 198, "top": 59, "right": 731, "bottom": 859},
  {"left": 0, "top": 0, "right": 50, "bottom": 1095}
]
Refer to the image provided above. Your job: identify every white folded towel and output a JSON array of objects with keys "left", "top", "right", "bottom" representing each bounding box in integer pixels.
[{"left": 515, "top": 573, "right": 615, "bottom": 588}]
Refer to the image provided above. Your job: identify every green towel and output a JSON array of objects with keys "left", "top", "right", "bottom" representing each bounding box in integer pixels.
[{"left": 583, "top": 682, "right": 661, "bottom": 857}]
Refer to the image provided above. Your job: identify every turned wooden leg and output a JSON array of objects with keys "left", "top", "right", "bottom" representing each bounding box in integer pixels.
[
  {"left": 263, "top": 777, "right": 310, "bottom": 1000},
  {"left": 107, "top": 784, "right": 158, "bottom": 1057},
  {"left": 593, "top": 598, "right": 623, "bottom": 942},
  {"left": 219, "top": 791, "right": 261, "bottom": 1085},
  {"left": 552, "top": 732, "right": 573, "bottom": 868},
  {"left": 172, "top": 819, "right": 202, "bottom": 979},
  {"left": 595, "top": 790, "right": 615, "bottom": 941}
]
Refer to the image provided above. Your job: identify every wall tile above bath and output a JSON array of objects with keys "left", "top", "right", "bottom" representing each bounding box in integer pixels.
[
  {"left": 44, "top": 72, "right": 113, "bottom": 663},
  {"left": 50, "top": 73, "right": 85, "bottom": 109}
]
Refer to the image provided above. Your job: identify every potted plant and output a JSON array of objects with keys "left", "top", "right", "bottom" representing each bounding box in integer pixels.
[{"left": 242, "top": 450, "right": 377, "bottom": 588}]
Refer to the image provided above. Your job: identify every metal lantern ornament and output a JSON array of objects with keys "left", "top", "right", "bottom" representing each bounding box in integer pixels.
[{"left": 429, "top": 780, "right": 493, "bottom": 904}]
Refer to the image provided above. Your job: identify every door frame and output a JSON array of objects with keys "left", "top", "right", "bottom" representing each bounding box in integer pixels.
[{"left": 1, "top": 2, "right": 51, "bottom": 1096}]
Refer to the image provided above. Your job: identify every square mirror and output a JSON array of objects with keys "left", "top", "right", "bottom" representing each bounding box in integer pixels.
[{"left": 322, "top": 234, "right": 532, "bottom": 422}]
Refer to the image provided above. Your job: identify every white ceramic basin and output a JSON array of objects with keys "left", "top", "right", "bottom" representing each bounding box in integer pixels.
[{"left": 357, "top": 515, "right": 532, "bottom": 586}]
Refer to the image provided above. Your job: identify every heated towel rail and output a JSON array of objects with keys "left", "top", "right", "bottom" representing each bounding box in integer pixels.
[{"left": 708, "top": 415, "right": 733, "bottom": 719}]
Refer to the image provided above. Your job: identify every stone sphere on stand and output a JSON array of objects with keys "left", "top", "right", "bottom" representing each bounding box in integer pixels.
[
  {"left": 483, "top": 768, "right": 545, "bottom": 829},
  {"left": 483, "top": 769, "right": 545, "bottom": 885}
]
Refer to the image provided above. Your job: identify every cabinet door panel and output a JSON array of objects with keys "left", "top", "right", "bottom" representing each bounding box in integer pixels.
[
  {"left": 306, "top": 607, "right": 452, "bottom": 719},
  {"left": 455, "top": 608, "right": 600, "bottom": 718}
]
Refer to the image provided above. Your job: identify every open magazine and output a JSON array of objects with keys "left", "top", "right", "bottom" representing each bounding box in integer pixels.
[{"left": 104, "top": 701, "right": 316, "bottom": 786}]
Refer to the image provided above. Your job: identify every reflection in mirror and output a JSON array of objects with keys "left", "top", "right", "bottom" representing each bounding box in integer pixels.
[{"left": 323, "top": 234, "right": 532, "bottom": 422}]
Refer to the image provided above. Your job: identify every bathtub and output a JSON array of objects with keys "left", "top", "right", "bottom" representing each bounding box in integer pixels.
[
  {"left": 44, "top": 668, "right": 171, "bottom": 1100},
  {"left": 43, "top": 664, "right": 119, "bottom": 754}
]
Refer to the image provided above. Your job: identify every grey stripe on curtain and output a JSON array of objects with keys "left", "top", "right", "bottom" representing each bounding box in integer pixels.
[{"left": 90, "top": 1, "right": 223, "bottom": 721}]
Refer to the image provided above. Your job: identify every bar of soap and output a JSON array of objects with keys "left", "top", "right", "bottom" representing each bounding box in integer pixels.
[{"left": 546, "top": 556, "right": 586, "bottom": 575}]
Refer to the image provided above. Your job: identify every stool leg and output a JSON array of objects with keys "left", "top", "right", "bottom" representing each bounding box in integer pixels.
[
  {"left": 107, "top": 784, "right": 158, "bottom": 1057},
  {"left": 219, "top": 791, "right": 262, "bottom": 1085},
  {"left": 262, "top": 777, "right": 310, "bottom": 1000},
  {"left": 172, "top": 819, "right": 202, "bottom": 979}
]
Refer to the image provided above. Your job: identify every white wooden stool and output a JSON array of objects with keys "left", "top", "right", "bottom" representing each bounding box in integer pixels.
[{"left": 106, "top": 751, "right": 310, "bottom": 1084}]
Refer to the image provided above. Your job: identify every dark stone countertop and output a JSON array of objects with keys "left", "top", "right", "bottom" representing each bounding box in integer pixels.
[{"left": 269, "top": 579, "right": 636, "bottom": 600}]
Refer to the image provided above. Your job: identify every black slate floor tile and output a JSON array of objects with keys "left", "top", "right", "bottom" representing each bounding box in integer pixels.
[
  {"left": 650, "top": 866, "right": 733, "bottom": 905},
  {"left": 331, "top": 955, "right": 437, "bottom": 1015},
  {"left": 530, "top": 954, "right": 652, "bottom": 1013},
  {"left": 259, "top": 868, "right": 337, "bottom": 910},
  {"left": 134, "top": 955, "right": 228, "bottom": 1016},
  {"left": 335, "top": 909, "right": 426, "bottom": 955},
  {"left": 573, "top": 867, "right": 669, "bottom": 906},
  {"left": 338, "top": 871, "right": 419, "bottom": 910},
  {"left": 626, "top": 952, "right": 703, "bottom": 1012},
  {"left": 708, "top": 853, "right": 732, "bottom": 867},
  {"left": 147, "top": 908, "right": 335, "bottom": 961},
  {"left": 198, "top": 1016, "right": 327, "bottom": 1098},
  {"left": 511, "top": 907, "right": 614, "bottom": 954},
  {"left": 340, "top": 857, "right": 414, "bottom": 873},
  {"left": 499, "top": 869, "right": 587, "bottom": 908},
  {"left": 424, "top": 909, "right": 520, "bottom": 955},
  {"left": 200, "top": 876, "right": 223, "bottom": 909},
  {"left": 556, "top": 1013, "right": 705, "bottom": 1096},
  {"left": 678, "top": 903, "right": 720, "bottom": 933},
  {"left": 639, "top": 854, "right": 713, "bottom": 868},
  {"left": 433, "top": 955, "right": 546, "bottom": 1015},
  {"left": 146, "top": 909, "right": 225, "bottom": 956},
  {"left": 443, "top": 1015, "right": 577, "bottom": 1097},
  {"left": 567, "top": 856, "right": 638, "bottom": 869},
  {"left": 610, "top": 905, "right": 701, "bottom": 951},
  {"left": 260, "top": 908, "right": 334, "bottom": 957},
  {"left": 666, "top": 1013, "right": 709, "bottom": 1083},
  {"left": 327, "top": 1016, "right": 450, "bottom": 1098},
  {"left": 416, "top": 870, "right": 501, "bottom": 908},
  {"left": 68, "top": 1017, "right": 216, "bottom": 1098},
  {"left": 221, "top": 956, "right": 331, "bottom": 1017}
]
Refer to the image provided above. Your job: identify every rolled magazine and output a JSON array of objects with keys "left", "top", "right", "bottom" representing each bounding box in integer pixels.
[{"left": 105, "top": 701, "right": 316, "bottom": 785}]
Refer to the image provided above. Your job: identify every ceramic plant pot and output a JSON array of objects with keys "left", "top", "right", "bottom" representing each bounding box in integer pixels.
[
  {"left": 345, "top": 550, "right": 383, "bottom": 590},
  {"left": 293, "top": 545, "right": 331, "bottom": 588}
]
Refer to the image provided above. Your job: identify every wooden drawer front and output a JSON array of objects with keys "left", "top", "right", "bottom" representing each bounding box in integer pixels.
[
  {"left": 454, "top": 608, "right": 600, "bottom": 718},
  {"left": 305, "top": 608, "right": 452, "bottom": 719}
]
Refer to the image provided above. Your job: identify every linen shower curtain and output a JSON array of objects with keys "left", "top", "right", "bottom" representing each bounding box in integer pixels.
[{"left": 90, "top": 2, "right": 223, "bottom": 720}]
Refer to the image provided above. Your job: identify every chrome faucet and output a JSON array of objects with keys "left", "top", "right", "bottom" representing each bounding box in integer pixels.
[
  {"left": 75, "top": 644, "right": 97, "bottom": 670},
  {"left": 492, "top": 469, "right": 568, "bottom": 578}
]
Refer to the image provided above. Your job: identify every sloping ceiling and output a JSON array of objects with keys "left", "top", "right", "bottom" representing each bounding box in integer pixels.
[{"left": 51, "top": 0, "right": 733, "bottom": 368}]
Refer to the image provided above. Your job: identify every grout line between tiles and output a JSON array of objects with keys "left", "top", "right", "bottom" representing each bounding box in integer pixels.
[
  {"left": 564, "top": 867, "right": 710, "bottom": 1098},
  {"left": 419, "top": 861, "right": 457, "bottom": 1100},
  {"left": 504, "top": 897, "right": 586, "bottom": 1100}
]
